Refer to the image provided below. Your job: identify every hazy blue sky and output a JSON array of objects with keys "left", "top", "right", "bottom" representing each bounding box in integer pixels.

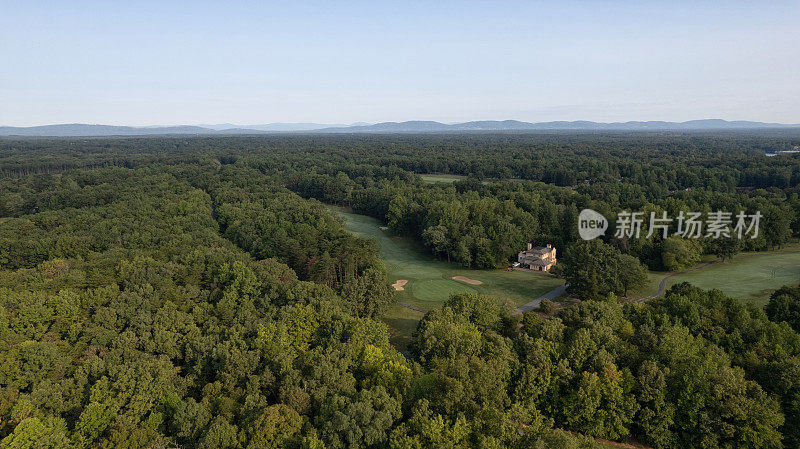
[{"left": 2, "top": 1, "right": 798, "bottom": 126}]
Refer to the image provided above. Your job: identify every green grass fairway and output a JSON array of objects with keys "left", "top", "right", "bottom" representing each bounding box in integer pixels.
[
  {"left": 663, "top": 246, "right": 800, "bottom": 306},
  {"left": 330, "top": 206, "right": 563, "bottom": 311}
]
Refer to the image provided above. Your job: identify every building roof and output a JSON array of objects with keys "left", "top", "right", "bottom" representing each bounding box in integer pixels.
[{"left": 519, "top": 246, "right": 553, "bottom": 255}]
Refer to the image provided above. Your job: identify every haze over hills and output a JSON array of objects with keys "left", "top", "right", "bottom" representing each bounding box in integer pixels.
[
  {"left": 2, "top": 119, "right": 800, "bottom": 136},
  {"left": 198, "top": 123, "right": 350, "bottom": 131},
  {"left": 0, "top": 124, "right": 215, "bottom": 137},
  {"left": 317, "top": 119, "right": 800, "bottom": 133}
]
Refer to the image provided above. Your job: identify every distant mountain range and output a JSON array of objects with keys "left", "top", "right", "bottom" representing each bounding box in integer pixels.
[
  {"left": 2, "top": 119, "right": 799, "bottom": 136},
  {"left": 198, "top": 123, "right": 351, "bottom": 131},
  {"left": 316, "top": 119, "right": 800, "bottom": 133}
]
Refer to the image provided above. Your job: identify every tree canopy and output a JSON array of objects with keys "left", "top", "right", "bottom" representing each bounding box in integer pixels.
[{"left": 1, "top": 133, "right": 799, "bottom": 448}]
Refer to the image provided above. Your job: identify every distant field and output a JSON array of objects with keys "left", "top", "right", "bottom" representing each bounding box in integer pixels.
[
  {"left": 331, "top": 207, "right": 564, "bottom": 346},
  {"left": 418, "top": 173, "right": 466, "bottom": 183}
]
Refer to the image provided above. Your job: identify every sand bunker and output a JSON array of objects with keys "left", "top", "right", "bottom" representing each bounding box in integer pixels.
[
  {"left": 392, "top": 279, "right": 408, "bottom": 291},
  {"left": 452, "top": 276, "right": 483, "bottom": 285},
  {"left": 379, "top": 226, "right": 388, "bottom": 231}
]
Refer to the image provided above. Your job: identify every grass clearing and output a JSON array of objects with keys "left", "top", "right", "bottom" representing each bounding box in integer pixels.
[{"left": 330, "top": 206, "right": 564, "bottom": 347}]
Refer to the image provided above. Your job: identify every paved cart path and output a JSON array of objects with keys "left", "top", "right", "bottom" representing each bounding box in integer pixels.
[
  {"left": 637, "top": 260, "right": 720, "bottom": 302},
  {"left": 516, "top": 284, "right": 567, "bottom": 314}
]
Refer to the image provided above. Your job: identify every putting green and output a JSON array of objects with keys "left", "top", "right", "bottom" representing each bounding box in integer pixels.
[{"left": 412, "top": 279, "right": 477, "bottom": 302}]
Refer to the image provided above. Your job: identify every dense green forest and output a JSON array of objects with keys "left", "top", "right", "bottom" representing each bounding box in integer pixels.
[{"left": 1, "top": 134, "right": 800, "bottom": 448}]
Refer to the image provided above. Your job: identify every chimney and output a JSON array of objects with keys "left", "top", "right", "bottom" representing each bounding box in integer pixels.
[{"left": 527, "top": 243, "right": 532, "bottom": 250}]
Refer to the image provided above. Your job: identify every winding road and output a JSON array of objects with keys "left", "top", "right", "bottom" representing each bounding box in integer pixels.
[
  {"left": 516, "top": 284, "right": 567, "bottom": 314},
  {"left": 636, "top": 259, "right": 720, "bottom": 302}
]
